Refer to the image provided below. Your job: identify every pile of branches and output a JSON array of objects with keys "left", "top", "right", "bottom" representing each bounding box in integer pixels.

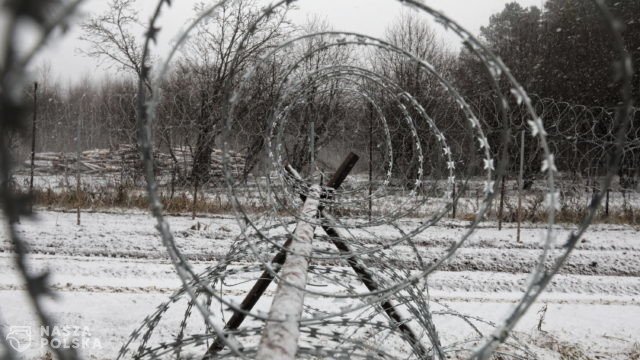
[{"left": 23, "top": 144, "right": 246, "bottom": 179}]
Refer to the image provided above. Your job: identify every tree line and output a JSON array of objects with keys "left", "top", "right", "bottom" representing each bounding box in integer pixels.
[{"left": 18, "top": 0, "right": 639, "bottom": 188}]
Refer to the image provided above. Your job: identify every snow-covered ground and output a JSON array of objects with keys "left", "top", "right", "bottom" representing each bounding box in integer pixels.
[{"left": 1, "top": 210, "right": 639, "bottom": 359}]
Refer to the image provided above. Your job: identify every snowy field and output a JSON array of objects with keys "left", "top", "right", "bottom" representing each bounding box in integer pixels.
[{"left": 1, "top": 210, "right": 639, "bottom": 359}]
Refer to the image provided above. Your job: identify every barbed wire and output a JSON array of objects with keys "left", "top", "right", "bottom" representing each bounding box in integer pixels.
[
  {"left": 12, "top": 88, "right": 638, "bottom": 195},
  {"left": 117, "top": 1, "right": 635, "bottom": 360},
  {"left": 0, "top": 1, "right": 85, "bottom": 359},
  {"left": 0, "top": 0, "right": 635, "bottom": 359}
]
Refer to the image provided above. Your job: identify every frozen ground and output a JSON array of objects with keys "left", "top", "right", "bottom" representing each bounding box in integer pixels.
[{"left": 0, "top": 210, "right": 639, "bottom": 359}]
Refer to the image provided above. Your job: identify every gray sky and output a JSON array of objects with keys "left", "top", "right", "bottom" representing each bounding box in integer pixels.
[{"left": 34, "top": 0, "right": 543, "bottom": 85}]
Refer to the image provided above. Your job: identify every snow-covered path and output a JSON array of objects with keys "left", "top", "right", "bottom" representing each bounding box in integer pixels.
[{"left": 0, "top": 210, "right": 638, "bottom": 359}]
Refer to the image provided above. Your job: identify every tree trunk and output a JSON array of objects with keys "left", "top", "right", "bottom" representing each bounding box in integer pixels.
[
  {"left": 191, "top": 125, "right": 213, "bottom": 184},
  {"left": 191, "top": 88, "right": 214, "bottom": 185}
]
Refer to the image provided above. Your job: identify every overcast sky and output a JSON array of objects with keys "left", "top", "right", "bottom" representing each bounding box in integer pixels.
[{"left": 34, "top": 0, "right": 543, "bottom": 85}]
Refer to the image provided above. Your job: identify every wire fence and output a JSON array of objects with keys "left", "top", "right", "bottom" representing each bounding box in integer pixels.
[
  {"left": 0, "top": 0, "right": 637, "bottom": 359},
  {"left": 11, "top": 90, "right": 639, "bottom": 224}
]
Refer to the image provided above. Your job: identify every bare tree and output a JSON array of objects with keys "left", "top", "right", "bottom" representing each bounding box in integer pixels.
[
  {"left": 79, "top": 0, "right": 147, "bottom": 87},
  {"left": 373, "top": 12, "right": 459, "bottom": 182},
  {"left": 376, "top": 12, "right": 453, "bottom": 99},
  {"left": 281, "top": 16, "right": 355, "bottom": 173},
  {"left": 180, "top": 0, "right": 291, "bottom": 184}
]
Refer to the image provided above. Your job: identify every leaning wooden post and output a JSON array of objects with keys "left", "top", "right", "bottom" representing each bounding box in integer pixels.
[
  {"left": 284, "top": 156, "right": 432, "bottom": 357},
  {"left": 255, "top": 185, "right": 321, "bottom": 360},
  {"left": 321, "top": 214, "right": 434, "bottom": 359},
  {"left": 203, "top": 154, "right": 359, "bottom": 358},
  {"left": 298, "top": 152, "right": 433, "bottom": 357},
  {"left": 204, "top": 237, "right": 293, "bottom": 356}
]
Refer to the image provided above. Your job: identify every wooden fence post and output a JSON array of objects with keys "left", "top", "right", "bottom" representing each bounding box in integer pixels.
[
  {"left": 517, "top": 130, "right": 524, "bottom": 242},
  {"left": 605, "top": 188, "right": 610, "bottom": 217},
  {"left": 192, "top": 178, "right": 198, "bottom": 220},
  {"left": 30, "top": 82, "right": 37, "bottom": 194},
  {"left": 498, "top": 175, "right": 506, "bottom": 230},
  {"left": 76, "top": 105, "right": 82, "bottom": 226},
  {"left": 369, "top": 106, "right": 373, "bottom": 221},
  {"left": 452, "top": 182, "right": 457, "bottom": 219}
]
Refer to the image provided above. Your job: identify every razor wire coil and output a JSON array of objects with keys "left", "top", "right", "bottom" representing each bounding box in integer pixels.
[{"left": 0, "top": 1, "right": 635, "bottom": 359}]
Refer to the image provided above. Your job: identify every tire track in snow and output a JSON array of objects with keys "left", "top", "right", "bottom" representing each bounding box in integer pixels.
[{"left": 1, "top": 284, "right": 637, "bottom": 306}]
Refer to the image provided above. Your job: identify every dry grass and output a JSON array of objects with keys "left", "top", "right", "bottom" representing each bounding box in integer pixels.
[
  {"left": 23, "top": 184, "right": 639, "bottom": 225},
  {"left": 457, "top": 198, "right": 638, "bottom": 225},
  {"left": 527, "top": 331, "right": 593, "bottom": 360},
  {"left": 30, "top": 186, "right": 238, "bottom": 215},
  {"left": 629, "top": 343, "right": 640, "bottom": 360}
]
